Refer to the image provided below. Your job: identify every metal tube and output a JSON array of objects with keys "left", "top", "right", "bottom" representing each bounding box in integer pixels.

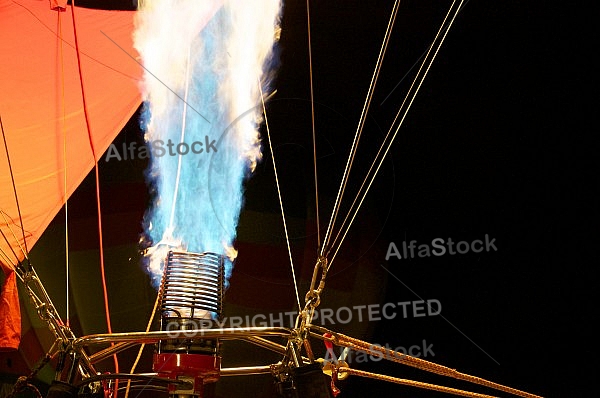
[
  {"left": 220, "top": 366, "right": 274, "bottom": 377},
  {"left": 67, "top": 353, "right": 80, "bottom": 384},
  {"left": 73, "top": 327, "right": 292, "bottom": 349},
  {"left": 242, "top": 336, "right": 288, "bottom": 355},
  {"left": 75, "top": 348, "right": 96, "bottom": 377},
  {"left": 242, "top": 336, "right": 311, "bottom": 363},
  {"left": 89, "top": 342, "right": 138, "bottom": 364},
  {"left": 17, "top": 266, "right": 74, "bottom": 342}
]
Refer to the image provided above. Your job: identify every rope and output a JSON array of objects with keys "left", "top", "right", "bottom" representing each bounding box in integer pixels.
[
  {"left": 0, "top": 242, "right": 17, "bottom": 268},
  {"left": 0, "top": 211, "right": 26, "bottom": 261},
  {"left": 0, "top": 211, "right": 25, "bottom": 265},
  {"left": 306, "top": 0, "right": 321, "bottom": 250},
  {"left": 0, "top": 226, "right": 20, "bottom": 265},
  {"left": 125, "top": 35, "right": 193, "bottom": 398},
  {"left": 70, "top": 1, "right": 119, "bottom": 392},
  {"left": 0, "top": 114, "right": 29, "bottom": 263},
  {"left": 319, "top": 0, "right": 399, "bottom": 259},
  {"left": 340, "top": 368, "right": 496, "bottom": 398},
  {"left": 124, "top": 290, "right": 161, "bottom": 398},
  {"left": 168, "top": 45, "right": 192, "bottom": 231},
  {"left": 57, "top": 9, "right": 70, "bottom": 328},
  {"left": 258, "top": 80, "right": 301, "bottom": 311},
  {"left": 327, "top": 0, "right": 465, "bottom": 270},
  {"left": 321, "top": 331, "right": 542, "bottom": 398}
]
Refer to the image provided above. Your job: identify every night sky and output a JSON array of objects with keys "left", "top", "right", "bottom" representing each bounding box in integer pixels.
[{"left": 263, "top": 2, "right": 593, "bottom": 397}]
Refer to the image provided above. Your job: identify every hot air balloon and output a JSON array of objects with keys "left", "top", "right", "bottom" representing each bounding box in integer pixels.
[{"left": 0, "top": 2, "right": 387, "bottom": 395}]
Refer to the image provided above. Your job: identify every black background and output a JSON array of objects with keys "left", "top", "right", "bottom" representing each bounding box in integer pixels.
[{"left": 261, "top": 2, "right": 594, "bottom": 396}]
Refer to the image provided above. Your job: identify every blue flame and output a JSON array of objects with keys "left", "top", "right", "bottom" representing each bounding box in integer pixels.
[{"left": 136, "top": 2, "right": 281, "bottom": 288}]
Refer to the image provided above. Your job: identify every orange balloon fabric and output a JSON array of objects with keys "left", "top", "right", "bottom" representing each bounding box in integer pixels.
[
  {"left": 0, "top": 0, "right": 141, "bottom": 348},
  {"left": 0, "top": 262, "right": 19, "bottom": 351}
]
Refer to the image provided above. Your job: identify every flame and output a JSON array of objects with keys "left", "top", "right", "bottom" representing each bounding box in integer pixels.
[{"left": 134, "top": 0, "right": 282, "bottom": 287}]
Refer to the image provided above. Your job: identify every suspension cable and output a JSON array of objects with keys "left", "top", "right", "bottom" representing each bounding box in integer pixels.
[
  {"left": 1, "top": 210, "right": 28, "bottom": 268},
  {"left": 0, "top": 245, "right": 16, "bottom": 269},
  {"left": 1, "top": 114, "right": 29, "bottom": 264},
  {"left": 339, "top": 368, "right": 496, "bottom": 398},
  {"left": 124, "top": 289, "right": 161, "bottom": 398},
  {"left": 70, "top": 0, "right": 119, "bottom": 387},
  {"left": 259, "top": 80, "right": 301, "bottom": 311},
  {"left": 313, "top": 327, "right": 542, "bottom": 398},
  {"left": 57, "top": 10, "right": 71, "bottom": 327},
  {"left": 327, "top": 0, "right": 464, "bottom": 270},
  {"left": 319, "top": 0, "right": 400, "bottom": 258},
  {"left": 306, "top": 0, "right": 320, "bottom": 250},
  {"left": 0, "top": 211, "right": 27, "bottom": 262},
  {"left": 0, "top": 227, "right": 19, "bottom": 266},
  {"left": 169, "top": 44, "right": 192, "bottom": 232}
]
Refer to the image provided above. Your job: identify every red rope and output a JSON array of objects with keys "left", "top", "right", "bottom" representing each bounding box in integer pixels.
[{"left": 69, "top": 2, "right": 119, "bottom": 393}]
